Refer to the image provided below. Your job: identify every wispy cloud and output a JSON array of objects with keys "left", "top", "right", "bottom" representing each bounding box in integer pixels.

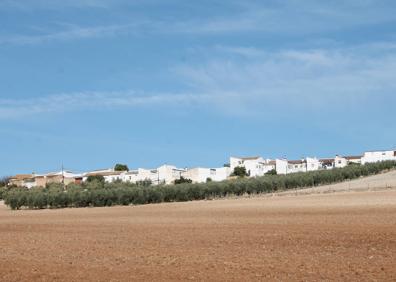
[
  {"left": 0, "top": 92, "right": 209, "bottom": 119},
  {"left": 174, "top": 42, "right": 396, "bottom": 115},
  {"left": 1, "top": 1, "right": 395, "bottom": 45},
  {"left": 0, "top": 23, "right": 140, "bottom": 45},
  {"left": 0, "top": 0, "right": 117, "bottom": 10}
]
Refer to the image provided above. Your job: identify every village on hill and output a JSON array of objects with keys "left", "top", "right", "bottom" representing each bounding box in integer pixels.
[{"left": 8, "top": 148, "right": 396, "bottom": 189}]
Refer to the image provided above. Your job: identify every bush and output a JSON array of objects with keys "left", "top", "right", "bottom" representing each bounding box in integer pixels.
[
  {"left": 0, "top": 186, "right": 7, "bottom": 200},
  {"left": 265, "top": 169, "right": 277, "bottom": 175},
  {"left": 114, "top": 164, "right": 129, "bottom": 171},
  {"left": 232, "top": 166, "right": 248, "bottom": 177},
  {"left": 175, "top": 177, "right": 192, "bottom": 184},
  {"left": 4, "top": 161, "right": 396, "bottom": 210},
  {"left": 86, "top": 175, "right": 105, "bottom": 183}
]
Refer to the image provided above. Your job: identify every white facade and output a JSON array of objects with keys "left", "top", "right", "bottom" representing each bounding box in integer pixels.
[
  {"left": 275, "top": 159, "right": 288, "bottom": 175},
  {"left": 122, "top": 165, "right": 185, "bottom": 185},
  {"left": 103, "top": 172, "right": 124, "bottom": 183},
  {"left": 182, "top": 167, "right": 232, "bottom": 183},
  {"left": 182, "top": 168, "right": 212, "bottom": 183},
  {"left": 123, "top": 168, "right": 155, "bottom": 184},
  {"left": 320, "top": 159, "right": 335, "bottom": 170},
  {"left": 230, "top": 156, "right": 274, "bottom": 177},
  {"left": 345, "top": 156, "right": 362, "bottom": 164},
  {"left": 276, "top": 158, "right": 320, "bottom": 174},
  {"left": 212, "top": 167, "right": 232, "bottom": 182},
  {"left": 334, "top": 155, "right": 348, "bottom": 168},
  {"left": 83, "top": 170, "right": 124, "bottom": 183},
  {"left": 287, "top": 160, "right": 307, "bottom": 174},
  {"left": 306, "top": 157, "right": 321, "bottom": 171},
  {"left": 361, "top": 150, "right": 396, "bottom": 164}
]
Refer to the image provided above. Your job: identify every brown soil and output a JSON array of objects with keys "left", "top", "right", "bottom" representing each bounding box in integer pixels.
[{"left": 1, "top": 189, "right": 396, "bottom": 281}]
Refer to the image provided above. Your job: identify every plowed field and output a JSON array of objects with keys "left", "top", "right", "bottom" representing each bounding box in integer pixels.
[{"left": 1, "top": 189, "right": 396, "bottom": 281}]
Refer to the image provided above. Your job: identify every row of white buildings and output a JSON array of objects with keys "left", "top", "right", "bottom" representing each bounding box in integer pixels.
[
  {"left": 229, "top": 149, "right": 396, "bottom": 177},
  {"left": 8, "top": 149, "right": 396, "bottom": 188}
]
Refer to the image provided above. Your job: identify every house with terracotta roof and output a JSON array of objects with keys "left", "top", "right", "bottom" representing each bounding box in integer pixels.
[
  {"left": 319, "top": 158, "right": 335, "bottom": 170},
  {"left": 8, "top": 174, "right": 35, "bottom": 188}
]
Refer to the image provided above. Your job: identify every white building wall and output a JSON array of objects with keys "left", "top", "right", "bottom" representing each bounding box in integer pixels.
[
  {"left": 230, "top": 157, "right": 244, "bottom": 171},
  {"left": 361, "top": 150, "right": 396, "bottom": 164},
  {"left": 157, "top": 165, "right": 184, "bottom": 185},
  {"left": 182, "top": 167, "right": 231, "bottom": 183},
  {"left": 334, "top": 156, "right": 348, "bottom": 168},
  {"left": 230, "top": 157, "right": 273, "bottom": 177},
  {"left": 275, "top": 159, "right": 288, "bottom": 175},
  {"left": 212, "top": 167, "right": 231, "bottom": 181},
  {"left": 306, "top": 157, "right": 320, "bottom": 172},
  {"left": 182, "top": 168, "right": 211, "bottom": 183},
  {"left": 287, "top": 162, "right": 307, "bottom": 174}
]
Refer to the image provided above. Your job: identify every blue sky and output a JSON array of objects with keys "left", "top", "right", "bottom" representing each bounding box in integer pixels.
[{"left": 1, "top": 0, "right": 396, "bottom": 175}]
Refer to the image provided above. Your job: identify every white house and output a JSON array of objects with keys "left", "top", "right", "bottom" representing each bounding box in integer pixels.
[
  {"left": 345, "top": 156, "right": 362, "bottom": 164},
  {"left": 287, "top": 160, "right": 307, "bottom": 174},
  {"left": 182, "top": 167, "right": 232, "bottom": 183},
  {"left": 182, "top": 168, "right": 212, "bottom": 183},
  {"left": 212, "top": 167, "right": 232, "bottom": 182},
  {"left": 334, "top": 155, "right": 363, "bottom": 168},
  {"left": 306, "top": 157, "right": 321, "bottom": 171},
  {"left": 361, "top": 150, "right": 396, "bottom": 164},
  {"left": 276, "top": 157, "right": 320, "bottom": 174},
  {"left": 123, "top": 168, "right": 155, "bottom": 184},
  {"left": 230, "top": 156, "right": 274, "bottom": 177},
  {"left": 156, "top": 165, "right": 185, "bottom": 185},
  {"left": 334, "top": 155, "right": 348, "bottom": 168},
  {"left": 275, "top": 159, "right": 288, "bottom": 174},
  {"left": 122, "top": 165, "right": 185, "bottom": 185},
  {"left": 319, "top": 158, "right": 335, "bottom": 170},
  {"left": 83, "top": 170, "right": 125, "bottom": 183}
]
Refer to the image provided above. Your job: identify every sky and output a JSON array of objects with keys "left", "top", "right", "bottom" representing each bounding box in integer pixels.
[{"left": 1, "top": 0, "right": 396, "bottom": 175}]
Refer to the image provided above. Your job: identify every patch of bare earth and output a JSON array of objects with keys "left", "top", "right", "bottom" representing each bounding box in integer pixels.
[{"left": 1, "top": 189, "right": 396, "bottom": 281}]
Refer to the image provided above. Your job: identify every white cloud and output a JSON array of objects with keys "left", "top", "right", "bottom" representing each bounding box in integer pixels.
[
  {"left": 174, "top": 43, "right": 396, "bottom": 114},
  {"left": 2, "top": 42, "right": 396, "bottom": 119},
  {"left": 0, "top": 0, "right": 116, "bottom": 10},
  {"left": 1, "top": 1, "right": 395, "bottom": 45},
  {"left": 0, "top": 92, "right": 209, "bottom": 119},
  {"left": 0, "top": 24, "right": 141, "bottom": 45}
]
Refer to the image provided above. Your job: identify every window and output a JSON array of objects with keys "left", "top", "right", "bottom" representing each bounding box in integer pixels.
[{"left": 382, "top": 152, "right": 386, "bottom": 156}]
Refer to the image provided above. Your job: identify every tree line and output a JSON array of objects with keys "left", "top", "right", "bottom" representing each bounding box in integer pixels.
[{"left": 2, "top": 160, "right": 396, "bottom": 210}]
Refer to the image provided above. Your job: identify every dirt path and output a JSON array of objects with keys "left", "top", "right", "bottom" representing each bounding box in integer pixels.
[{"left": 1, "top": 188, "right": 396, "bottom": 281}]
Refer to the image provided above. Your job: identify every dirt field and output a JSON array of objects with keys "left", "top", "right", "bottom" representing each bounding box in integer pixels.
[{"left": 1, "top": 187, "right": 396, "bottom": 281}]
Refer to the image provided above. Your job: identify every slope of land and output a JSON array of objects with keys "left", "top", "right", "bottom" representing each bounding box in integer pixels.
[
  {"left": 273, "top": 169, "right": 396, "bottom": 196},
  {"left": 1, "top": 172, "right": 396, "bottom": 281}
]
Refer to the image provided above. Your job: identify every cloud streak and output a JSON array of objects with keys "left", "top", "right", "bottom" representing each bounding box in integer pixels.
[
  {"left": 174, "top": 42, "right": 396, "bottom": 115},
  {"left": 0, "top": 92, "right": 209, "bottom": 119},
  {"left": 1, "top": 1, "right": 396, "bottom": 45},
  {"left": 2, "top": 41, "right": 396, "bottom": 119}
]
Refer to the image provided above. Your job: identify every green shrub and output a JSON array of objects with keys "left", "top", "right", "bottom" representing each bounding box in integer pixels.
[
  {"left": 0, "top": 186, "right": 7, "bottom": 200},
  {"left": 175, "top": 177, "right": 192, "bottom": 185},
  {"left": 231, "top": 166, "right": 248, "bottom": 177}
]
